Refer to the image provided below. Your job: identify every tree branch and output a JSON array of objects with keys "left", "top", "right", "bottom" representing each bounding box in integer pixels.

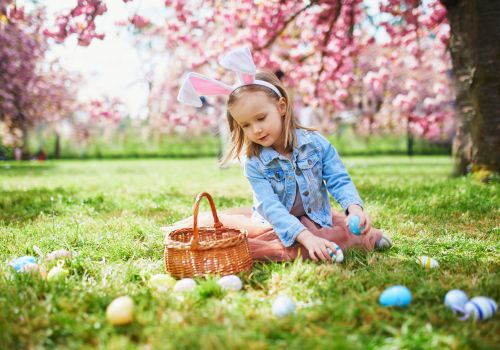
[
  {"left": 256, "top": 0, "right": 319, "bottom": 51},
  {"left": 314, "top": 0, "right": 344, "bottom": 97}
]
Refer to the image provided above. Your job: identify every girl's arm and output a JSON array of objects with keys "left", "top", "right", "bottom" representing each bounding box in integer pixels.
[
  {"left": 315, "top": 133, "right": 372, "bottom": 235},
  {"left": 246, "top": 161, "right": 338, "bottom": 260},
  {"left": 315, "top": 133, "right": 363, "bottom": 212},
  {"left": 244, "top": 160, "right": 305, "bottom": 247}
]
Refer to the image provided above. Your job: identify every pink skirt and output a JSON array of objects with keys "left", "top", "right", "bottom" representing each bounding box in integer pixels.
[{"left": 162, "top": 207, "right": 383, "bottom": 262}]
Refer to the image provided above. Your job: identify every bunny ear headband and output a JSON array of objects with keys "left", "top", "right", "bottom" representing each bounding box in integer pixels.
[{"left": 177, "top": 46, "right": 282, "bottom": 107}]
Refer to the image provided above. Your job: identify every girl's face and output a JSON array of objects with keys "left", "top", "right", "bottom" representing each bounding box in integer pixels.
[{"left": 229, "top": 90, "right": 287, "bottom": 152}]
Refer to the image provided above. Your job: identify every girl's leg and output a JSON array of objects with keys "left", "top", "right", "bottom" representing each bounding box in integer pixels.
[
  {"left": 162, "top": 208, "right": 383, "bottom": 263},
  {"left": 161, "top": 208, "right": 297, "bottom": 261},
  {"left": 299, "top": 211, "right": 383, "bottom": 251}
]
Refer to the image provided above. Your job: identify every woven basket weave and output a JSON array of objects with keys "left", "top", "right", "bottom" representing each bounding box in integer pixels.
[{"left": 164, "top": 192, "right": 252, "bottom": 278}]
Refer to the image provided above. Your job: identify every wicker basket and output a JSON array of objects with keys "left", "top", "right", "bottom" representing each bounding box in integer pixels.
[{"left": 164, "top": 192, "right": 252, "bottom": 278}]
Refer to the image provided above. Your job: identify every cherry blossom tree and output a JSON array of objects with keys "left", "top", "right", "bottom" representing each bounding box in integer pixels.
[
  {"left": 0, "top": 1, "right": 80, "bottom": 157},
  {"left": 442, "top": 0, "right": 499, "bottom": 177},
  {"left": 32, "top": 0, "right": 499, "bottom": 173}
]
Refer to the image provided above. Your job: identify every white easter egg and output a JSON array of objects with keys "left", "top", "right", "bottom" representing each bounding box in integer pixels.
[
  {"left": 327, "top": 245, "right": 344, "bottom": 263},
  {"left": 217, "top": 275, "right": 243, "bottom": 291},
  {"left": 106, "top": 296, "right": 134, "bottom": 326},
  {"left": 334, "top": 248, "right": 344, "bottom": 263},
  {"left": 416, "top": 256, "right": 439, "bottom": 269},
  {"left": 19, "top": 263, "right": 47, "bottom": 278},
  {"left": 464, "top": 296, "right": 497, "bottom": 321},
  {"left": 444, "top": 289, "right": 468, "bottom": 313},
  {"left": 47, "top": 266, "right": 69, "bottom": 281},
  {"left": 173, "top": 278, "right": 197, "bottom": 292},
  {"left": 149, "top": 274, "right": 176, "bottom": 292},
  {"left": 272, "top": 296, "right": 295, "bottom": 318}
]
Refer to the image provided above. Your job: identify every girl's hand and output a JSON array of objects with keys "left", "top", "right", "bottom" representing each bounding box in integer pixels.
[
  {"left": 344, "top": 205, "right": 372, "bottom": 235},
  {"left": 296, "top": 230, "right": 338, "bottom": 262}
]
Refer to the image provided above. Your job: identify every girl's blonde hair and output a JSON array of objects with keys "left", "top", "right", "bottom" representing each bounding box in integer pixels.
[{"left": 221, "top": 71, "right": 314, "bottom": 165}]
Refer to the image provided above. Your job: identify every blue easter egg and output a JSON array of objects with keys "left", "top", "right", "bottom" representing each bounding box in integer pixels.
[
  {"left": 348, "top": 215, "right": 363, "bottom": 235},
  {"left": 464, "top": 297, "right": 497, "bottom": 321},
  {"left": 10, "top": 256, "right": 37, "bottom": 272},
  {"left": 379, "top": 285, "right": 412, "bottom": 307}
]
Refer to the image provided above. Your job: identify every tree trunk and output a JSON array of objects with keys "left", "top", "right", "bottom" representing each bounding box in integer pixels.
[
  {"left": 443, "top": 0, "right": 500, "bottom": 176},
  {"left": 407, "top": 117, "right": 414, "bottom": 156},
  {"left": 54, "top": 131, "right": 61, "bottom": 159},
  {"left": 21, "top": 122, "right": 30, "bottom": 160}
]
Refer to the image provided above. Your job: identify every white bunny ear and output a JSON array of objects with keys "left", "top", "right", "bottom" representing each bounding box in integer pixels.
[
  {"left": 219, "top": 46, "right": 256, "bottom": 85},
  {"left": 177, "top": 72, "right": 233, "bottom": 107}
]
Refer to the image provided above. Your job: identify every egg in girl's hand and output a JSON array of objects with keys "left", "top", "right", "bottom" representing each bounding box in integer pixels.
[
  {"left": 379, "top": 285, "right": 412, "bottom": 307},
  {"left": 106, "top": 296, "right": 134, "bottom": 326},
  {"left": 272, "top": 296, "right": 295, "bottom": 318},
  {"left": 47, "top": 264, "right": 69, "bottom": 281},
  {"left": 217, "top": 275, "right": 243, "bottom": 291},
  {"left": 348, "top": 215, "right": 364, "bottom": 236},
  {"left": 327, "top": 243, "right": 344, "bottom": 263},
  {"left": 444, "top": 289, "right": 468, "bottom": 313},
  {"left": 416, "top": 256, "right": 439, "bottom": 269},
  {"left": 149, "top": 274, "right": 176, "bottom": 292},
  {"left": 173, "top": 278, "right": 197, "bottom": 292}
]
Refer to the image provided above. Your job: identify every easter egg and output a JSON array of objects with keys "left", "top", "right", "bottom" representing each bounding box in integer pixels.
[
  {"left": 10, "top": 256, "right": 36, "bottom": 272},
  {"left": 416, "top": 256, "right": 439, "bottom": 269},
  {"left": 149, "top": 274, "right": 176, "bottom": 292},
  {"left": 348, "top": 215, "right": 364, "bottom": 236},
  {"left": 47, "top": 265, "right": 69, "bottom": 281},
  {"left": 272, "top": 296, "right": 295, "bottom": 318},
  {"left": 444, "top": 289, "right": 468, "bottom": 313},
  {"left": 327, "top": 243, "right": 344, "bottom": 263},
  {"left": 106, "top": 296, "right": 134, "bottom": 326},
  {"left": 217, "top": 275, "right": 243, "bottom": 291},
  {"left": 463, "top": 297, "right": 497, "bottom": 322},
  {"left": 19, "top": 263, "right": 47, "bottom": 278},
  {"left": 46, "top": 249, "right": 72, "bottom": 261},
  {"left": 173, "top": 278, "right": 197, "bottom": 292},
  {"left": 379, "top": 285, "right": 412, "bottom": 307}
]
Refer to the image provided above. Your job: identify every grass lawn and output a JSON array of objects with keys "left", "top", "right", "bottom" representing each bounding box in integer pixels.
[{"left": 0, "top": 157, "right": 498, "bottom": 350}]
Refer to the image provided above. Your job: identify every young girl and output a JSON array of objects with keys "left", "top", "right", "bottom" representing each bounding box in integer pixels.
[{"left": 168, "top": 47, "right": 391, "bottom": 262}]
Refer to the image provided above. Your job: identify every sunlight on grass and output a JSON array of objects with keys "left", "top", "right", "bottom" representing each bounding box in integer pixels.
[{"left": 1, "top": 157, "right": 498, "bottom": 349}]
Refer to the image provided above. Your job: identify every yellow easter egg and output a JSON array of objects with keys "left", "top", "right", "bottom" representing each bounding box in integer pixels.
[
  {"left": 106, "top": 296, "right": 134, "bottom": 326},
  {"left": 416, "top": 256, "right": 439, "bottom": 269},
  {"left": 47, "top": 266, "right": 69, "bottom": 281},
  {"left": 149, "top": 274, "right": 176, "bottom": 292}
]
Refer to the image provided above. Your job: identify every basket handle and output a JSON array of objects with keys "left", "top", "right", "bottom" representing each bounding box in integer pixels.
[{"left": 191, "top": 192, "right": 223, "bottom": 249}]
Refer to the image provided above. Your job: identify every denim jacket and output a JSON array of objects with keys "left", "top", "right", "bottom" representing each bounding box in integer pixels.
[{"left": 244, "top": 129, "right": 363, "bottom": 247}]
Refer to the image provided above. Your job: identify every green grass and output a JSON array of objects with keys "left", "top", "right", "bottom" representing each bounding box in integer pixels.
[
  {"left": 2, "top": 127, "right": 452, "bottom": 160},
  {"left": 0, "top": 157, "right": 498, "bottom": 350}
]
